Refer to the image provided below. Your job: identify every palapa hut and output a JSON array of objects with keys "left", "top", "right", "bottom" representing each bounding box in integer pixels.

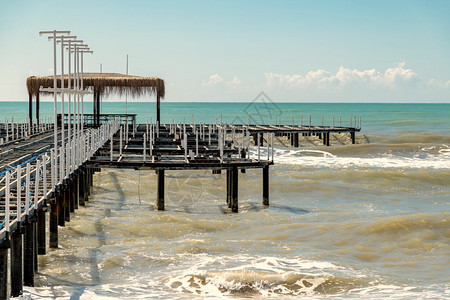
[{"left": 26, "top": 73, "right": 165, "bottom": 126}]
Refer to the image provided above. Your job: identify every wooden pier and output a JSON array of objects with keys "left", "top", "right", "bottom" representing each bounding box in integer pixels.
[
  {"left": 0, "top": 35, "right": 363, "bottom": 297},
  {"left": 0, "top": 117, "right": 360, "bottom": 299}
]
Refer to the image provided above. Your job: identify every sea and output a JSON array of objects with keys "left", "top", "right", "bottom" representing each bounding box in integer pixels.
[{"left": 1, "top": 101, "right": 449, "bottom": 299}]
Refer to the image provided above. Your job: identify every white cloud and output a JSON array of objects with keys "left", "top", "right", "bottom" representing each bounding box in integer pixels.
[
  {"left": 203, "top": 74, "right": 224, "bottom": 87},
  {"left": 265, "top": 63, "right": 421, "bottom": 89},
  {"left": 226, "top": 76, "right": 242, "bottom": 87},
  {"left": 427, "top": 78, "right": 450, "bottom": 89}
]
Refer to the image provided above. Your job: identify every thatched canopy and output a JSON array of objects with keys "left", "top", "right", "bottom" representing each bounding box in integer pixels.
[{"left": 26, "top": 73, "right": 165, "bottom": 98}]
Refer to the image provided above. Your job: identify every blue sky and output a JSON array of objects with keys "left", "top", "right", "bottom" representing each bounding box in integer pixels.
[{"left": 0, "top": 0, "right": 449, "bottom": 102}]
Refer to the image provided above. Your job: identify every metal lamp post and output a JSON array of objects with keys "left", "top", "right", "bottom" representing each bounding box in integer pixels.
[
  {"left": 59, "top": 40, "right": 84, "bottom": 140},
  {"left": 68, "top": 45, "right": 91, "bottom": 135},
  {"left": 48, "top": 35, "right": 77, "bottom": 179},
  {"left": 39, "top": 30, "right": 70, "bottom": 184}
]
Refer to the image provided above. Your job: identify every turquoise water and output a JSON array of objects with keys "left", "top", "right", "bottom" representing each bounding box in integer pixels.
[{"left": 1, "top": 101, "right": 449, "bottom": 135}]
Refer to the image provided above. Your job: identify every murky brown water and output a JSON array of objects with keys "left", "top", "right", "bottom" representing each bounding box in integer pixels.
[{"left": 24, "top": 132, "right": 450, "bottom": 299}]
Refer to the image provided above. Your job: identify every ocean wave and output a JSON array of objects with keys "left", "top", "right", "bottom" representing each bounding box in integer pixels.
[
  {"left": 255, "top": 144, "right": 450, "bottom": 169},
  {"left": 160, "top": 254, "right": 446, "bottom": 299},
  {"left": 363, "top": 213, "right": 450, "bottom": 237},
  {"left": 162, "top": 255, "right": 365, "bottom": 298}
]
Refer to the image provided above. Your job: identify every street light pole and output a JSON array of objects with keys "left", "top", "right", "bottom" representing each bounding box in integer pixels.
[
  {"left": 68, "top": 45, "right": 90, "bottom": 135},
  {"left": 61, "top": 40, "right": 84, "bottom": 140},
  {"left": 49, "top": 35, "right": 76, "bottom": 179},
  {"left": 64, "top": 40, "right": 83, "bottom": 172},
  {"left": 39, "top": 30, "right": 70, "bottom": 184},
  {"left": 79, "top": 49, "right": 93, "bottom": 133}
]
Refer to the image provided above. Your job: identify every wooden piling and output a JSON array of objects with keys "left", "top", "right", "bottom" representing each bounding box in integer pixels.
[
  {"left": 24, "top": 220, "right": 35, "bottom": 286},
  {"left": 351, "top": 131, "right": 356, "bottom": 144},
  {"left": 323, "top": 132, "right": 330, "bottom": 146},
  {"left": 293, "top": 133, "right": 299, "bottom": 147},
  {"left": 68, "top": 180, "right": 74, "bottom": 213},
  {"left": 37, "top": 207, "right": 46, "bottom": 255},
  {"left": 36, "top": 93, "right": 40, "bottom": 126},
  {"left": 156, "top": 94, "right": 161, "bottom": 124},
  {"left": 226, "top": 169, "right": 231, "bottom": 208},
  {"left": 79, "top": 170, "right": 86, "bottom": 206},
  {"left": 65, "top": 184, "right": 71, "bottom": 221},
  {"left": 263, "top": 165, "right": 269, "bottom": 206},
  {"left": 49, "top": 197, "right": 58, "bottom": 248},
  {"left": 58, "top": 189, "right": 65, "bottom": 227},
  {"left": 73, "top": 174, "right": 79, "bottom": 209},
  {"left": 0, "top": 237, "right": 9, "bottom": 300},
  {"left": 33, "top": 221, "right": 38, "bottom": 271},
  {"left": 88, "top": 168, "right": 93, "bottom": 197},
  {"left": 241, "top": 149, "right": 246, "bottom": 173},
  {"left": 157, "top": 169, "right": 165, "bottom": 210},
  {"left": 231, "top": 166, "right": 238, "bottom": 213},
  {"left": 28, "top": 92, "right": 32, "bottom": 128},
  {"left": 10, "top": 230, "right": 23, "bottom": 297}
]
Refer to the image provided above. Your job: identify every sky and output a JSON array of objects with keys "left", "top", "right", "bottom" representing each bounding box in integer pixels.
[{"left": 0, "top": 0, "right": 449, "bottom": 102}]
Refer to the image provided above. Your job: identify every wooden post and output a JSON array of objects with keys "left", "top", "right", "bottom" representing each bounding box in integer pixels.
[
  {"left": 263, "top": 165, "right": 269, "bottom": 206},
  {"left": 96, "top": 92, "right": 101, "bottom": 127},
  {"left": 49, "top": 197, "right": 58, "bottom": 248},
  {"left": 10, "top": 230, "right": 23, "bottom": 297},
  {"left": 65, "top": 182, "right": 72, "bottom": 216},
  {"left": 37, "top": 207, "right": 46, "bottom": 255},
  {"left": 79, "top": 170, "right": 86, "bottom": 206},
  {"left": 156, "top": 94, "right": 161, "bottom": 125},
  {"left": 58, "top": 189, "right": 65, "bottom": 227},
  {"left": 33, "top": 221, "right": 38, "bottom": 272},
  {"left": 323, "top": 132, "right": 330, "bottom": 146},
  {"left": 351, "top": 131, "right": 356, "bottom": 144},
  {"left": 226, "top": 169, "right": 231, "bottom": 208},
  {"left": 231, "top": 166, "right": 238, "bottom": 213},
  {"left": 28, "top": 93, "right": 33, "bottom": 128},
  {"left": 293, "top": 133, "right": 299, "bottom": 147},
  {"left": 36, "top": 93, "right": 40, "bottom": 126},
  {"left": 241, "top": 149, "right": 246, "bottom": 173},
  {"left": 69, "top": 179, "right": 75, "bottom": 213},
  {"left": 88, "top": 167, "right": 93, "bottom": 196},
  {"left": 93, "top": 91, "right": 97, "bottom": 127},
  {"left": 24, "top": 220, "right": 34, "bottom": 286},
  {"left": 86, "top": 168, "right": 91, "bottom": 200},
  {"left": 62, "top": 187, "right": 68, "bottom": 221},
  {"left": 73, "top": 174, "right": 79, "bottom": 209},
  {"left": 157, "top": 169, "right": 165, "bottom": 210},
  {"left": 0, "top": 238, "right": 9, "bottom": 300}
]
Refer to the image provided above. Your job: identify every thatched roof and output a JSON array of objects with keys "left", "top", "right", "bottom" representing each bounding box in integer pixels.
[{"left": 27, "top": 73, "right": 165, "bottom": 98}]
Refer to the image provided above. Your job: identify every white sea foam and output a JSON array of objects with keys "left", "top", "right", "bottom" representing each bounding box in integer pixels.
[
  {"left": 19, "top": 244, "right": 447, "bottom": 299},
  {"left": 249, "top": 146, "right": 450, "bottom": 169},
  {"left": 162, "top": 254, "right": 354, "bottom": 298}
]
